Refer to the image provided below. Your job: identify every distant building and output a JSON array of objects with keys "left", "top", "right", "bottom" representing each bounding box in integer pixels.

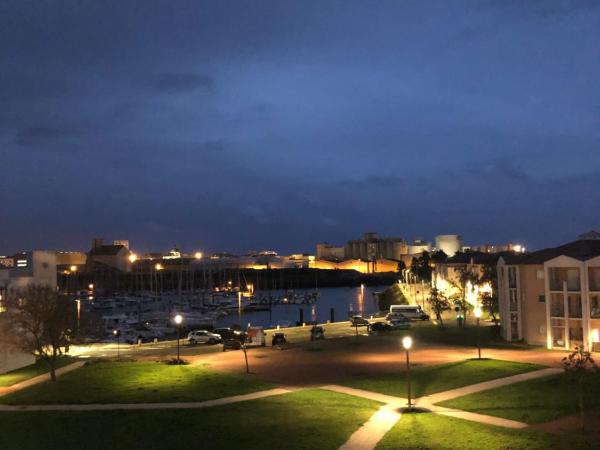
[
  {"left": 408, "top": 239, "right": 432, "bottom": 255},
  {"left": 471, "top": 243, "right": 526, "bottom": 254},
  {"left": 316, "top": 243, "right": 346, "bottom": 261},
  {"left": 435, "top": 235, "right": 462, "bottom": 257},
  {"left": 87, "top": 238, "right": 132, "bottom": 272},
  {"left": 0, "top": 250, "right": 56, "bottom": 373},
  {"left": 497, "top": 235, "right": 600, "bottom": 350},
  {"left": 345, "top": 232, "right": 407, "bottom": 260},
  {"left": 0, "top": 251, "right": 58, "bottom": 300}
]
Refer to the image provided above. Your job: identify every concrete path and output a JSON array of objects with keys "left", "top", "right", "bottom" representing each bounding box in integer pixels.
[
  {"left": 321, "top": 384, "right": 406, "bottom": 405},
  {"left": 338, "top": 403, "right": 403, "bottom": 450},
  {"left": 0, "top": 361, "right": 86, "bottom": 397},
  {"left": 429, "top": 404, "right": 528, "bottom": 429},
  {"left": 416, "top": 367, "right": 562, "bottom": 405},
  {"left": 0, "top": 387, "right": 295, "bottom": 412}
]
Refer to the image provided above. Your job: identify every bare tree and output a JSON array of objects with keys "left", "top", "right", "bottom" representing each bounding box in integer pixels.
[
  {"left": 562, "top": 346, "right": 598, "bottom": 434},
  {"left": 1, "top": 285, "right": 74, "bottom": 381}
]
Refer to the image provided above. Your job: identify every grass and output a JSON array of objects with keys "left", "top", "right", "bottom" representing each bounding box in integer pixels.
[
  {"left": 0, "top": 356, "right": 75, "bottom": 387},
  {"left": 439, "top": 372, "right": 600, "bottom": 424},
  {"left": 0, "top": 389, "right": 380, "bottom": 450},
  {"left": 344, "top": 359, "right": 543, "bottom": 398},
  {"left": 0, "top": 360, "right": 274, "bottom": 405},
  {"left": 376, "top": 412, "right": 593, "bottom": 450},
  {"left": 404, "top": 321, "right": 530, "bottom": 349}
]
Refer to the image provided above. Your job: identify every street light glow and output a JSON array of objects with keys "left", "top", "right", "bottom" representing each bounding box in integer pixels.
[
  {"left": 174, "top": 314, "right": 183, "bottom": 325},
  {"left": 474, "top": 307, "right": 482, "bottom": 319},
  {"left": 155, "top": 263, "right": 163, "bottom": 271},
  {"left": 194, "top": 252, "right": 203, "bottom": 259},
  {"left": 128, "top": 253, "right": 138, "bottom": 263},
  {"left": 402, "top": 336, "right": 412, "bottom": 350},
  {"left": 70, "top": 265, "right": 77, "bottom": 272}
]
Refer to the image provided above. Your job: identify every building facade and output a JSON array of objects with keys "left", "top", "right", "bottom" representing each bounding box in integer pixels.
[{"left": 497, "top": 238, "right": 600, "bottom": 351}]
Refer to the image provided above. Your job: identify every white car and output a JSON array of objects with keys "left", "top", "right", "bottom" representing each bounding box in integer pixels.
[{"left": 187, "top": 330, "right": 222, "bottom": 345}]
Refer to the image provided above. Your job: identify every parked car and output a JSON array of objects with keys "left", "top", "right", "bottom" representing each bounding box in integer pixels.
[
  {"left": 388, "top": 305, "right": 430, "bottom": 321},
  {"left": 187, "top": 330, "right": 222, "bottom": 345},
  {"left": 310, "top": 325, "right": 325, "bottom": 340},
  {"left": 272, "top": 332, "right": 287, "bottom": 346},
  {"left": 369, "top": 322, "right": 393, "bottom": 333},
  {"left": 214, "top": 327, "right": 244, "bottom": 341},
  {"left": 387, "top": 317, "right": 411, "bottom": 330},
  {"left": 222, "top": 338, "right": 243, "bottom": 351},
  {"left": 349, "top": 315, "right": 370, "bottom": 327}
]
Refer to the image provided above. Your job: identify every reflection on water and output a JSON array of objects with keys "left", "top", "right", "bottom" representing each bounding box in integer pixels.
[{"left": 216, "top": 285, "right": 387, "bottom": 328}]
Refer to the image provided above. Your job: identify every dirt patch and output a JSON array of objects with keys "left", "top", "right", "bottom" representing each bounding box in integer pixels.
[{"left": 531, "top": 410, "right": 600, "bottom": 442}]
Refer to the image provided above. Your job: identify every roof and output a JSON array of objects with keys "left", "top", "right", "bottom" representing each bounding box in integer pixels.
[
  {"left": 89, "top": 245, "right": 127, "bottom": 256},
  {"left": 516, "top": 239, "right": 600, "bottom": 265},
  {"left": 444, "top": 251, "right": 501, "bottom": 265}
]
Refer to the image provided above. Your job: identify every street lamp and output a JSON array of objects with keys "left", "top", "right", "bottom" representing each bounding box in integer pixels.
[
  {"left": 474, "top": 307, "right": 482, "bottom": 359},
  {"left": 402, "top": 336, "right": 413, "bottom": 409},
  {"left": 128, "top": 253, "right": 138, "bottom": 263},
  {"left": 174, "top": 314, "right": 183, "bottom": 363},
  {"left": 113, "top": 329, "right": 120, "bottom": 359},
  {"left": 194, "top": 252, "right": 203, "bottom": 260}
]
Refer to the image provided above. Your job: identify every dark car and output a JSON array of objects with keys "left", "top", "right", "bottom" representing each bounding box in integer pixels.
[
  {"left": 349, "top": 315, "right": 370, "bottom": 327},
  {"left": 214, "top": 327, "right": 247, "bottom": 342},
  {"left": 222, "top": 338, "right": 243, "bottom": 352},
  {"left": 369, "top": 322, "right": 393, "bottom": 333}
]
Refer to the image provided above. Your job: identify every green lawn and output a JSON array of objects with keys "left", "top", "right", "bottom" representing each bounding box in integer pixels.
[
  {"left": 0, "top": 390, "right": 380, "bottom": 450},
  {"left": 439, "top": 372, "right": 600, "bottom": 424},
  {"left": 0, "top": 360, "right": 274, "bottom": 405},
  {"left": 376, "top": 412, "right": 593, "bottom": 450},
  {"left": 0, "top": 356, "right": 75, "bottom": 387},
  {"left": 344, "top": 359, "right": 543, "bottom": 398}
]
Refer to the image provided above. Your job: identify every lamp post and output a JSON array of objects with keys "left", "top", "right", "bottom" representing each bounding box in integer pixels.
[
  {"left": 113, "top": 329, "right": 120, "bottom": 359},
  {"left": 474, "top": 307, "right": 482, "bottom": 359},
  {"left": 402, "top": 336, "right": 413, "bottom": 409},
  {"left": 174, "top": 314, "right": 183, "bottom": 363}
]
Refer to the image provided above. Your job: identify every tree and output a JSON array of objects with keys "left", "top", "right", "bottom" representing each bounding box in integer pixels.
[
  {"left": 0, "top": 285, "right": 74, "bottom": 382},
  {"left": 427, "top": 288, "right": 451, "bottom": 327},
  {"left": 396, "top": 260, "right": 406, "bottom": 273},
  {"left": 562, "top": 346, "right": 598, "bottom": 434},
  {"left": 410, "top": 251, "right": 433, "bottom": 282}
]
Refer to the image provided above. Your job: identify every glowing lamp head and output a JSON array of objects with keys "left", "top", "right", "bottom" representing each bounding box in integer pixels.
[
  {"left": 402, "top": 336, "right": 412, "bottom": 350},
  {"left": 88, "top": 284, "right": 94, "bottom": 290},
  {"left": 155, "top": 263, "right": 163, "bottom": 271},
  {"left": 474, "top": 307, "right": 483, "bottom": 319},
  {"left": 128, "top": 253, "right": 138, "bottom": 263},
  {"left": 194, "top": 252, "right": 203, "bottom": 259},
  {"left": 174, "top": 314, "right": 183, "bottom": 325},
  {"left": 113, "top": 329, "right": 118, "bottom": 336},
  {"left": 70, "top": 265, "right": 77, "bottom": 272},
  {"left": 592, "top": 329, "right": 600, "bottom": 343}
]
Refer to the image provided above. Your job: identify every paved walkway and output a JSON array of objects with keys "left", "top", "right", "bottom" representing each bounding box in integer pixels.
[
  {"left": 333, "top": 367, "right": 562, "bottom": 450},
  {"left": 0, "top": 387, "right": 295, "bottom": 411},
  {"left": 0, "top": 361, "right": 86, "bottom": 397},
  {"left": 416, "top": 367, "right": 562, "bottom": 405},
  {"left": 338, "top": 403, "right": 403, "bottom": 450}
]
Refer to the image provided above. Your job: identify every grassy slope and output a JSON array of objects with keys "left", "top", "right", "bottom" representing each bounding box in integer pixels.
[
  {"left": 376, "top": 413, "right": 593, "bottom": 450},
  {"left": 0, "top": 356, "right": 75, "bottom": 387},
  {"left": 0, "top": 390, "right": 380, "bottom": 450},
  {"left": 439, "top": 373, "right": 600, "bottom": 424},
  {"left": 0, "top": 360, "right": 274, "bottom": 405},
  {"left": 344, "top": 359, "right": 543, "bottom": 398}
]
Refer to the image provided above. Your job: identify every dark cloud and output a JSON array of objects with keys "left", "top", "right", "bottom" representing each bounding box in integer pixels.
[
  {"left": 1, "top": 1, "right": 599, "bottom": 254},
  {"left": 150, "top": 73, "right": 213, "bottom": 93},
  {"left": 15, "top": 127, "right": 71, "bottom": 146}
]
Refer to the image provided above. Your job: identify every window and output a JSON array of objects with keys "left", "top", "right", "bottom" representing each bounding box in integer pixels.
[
  {"left": 509, "top": 290, "right": 518, "bottom": 311},
  {"left": 549, "top": 268, "right": 580, "bottom": 291},
  {"left": 551, "top": 293, "right": 564, "bottom": 317},
  {"left": 589, "top": 268, "right": 600, "bottom": 291},
  {"left": 508, "top": 267, "right": 517, "bottom": 289},
  {"left": 591, "top": 295, "right": 600, "bottom": 319},
  {"left": 538, "top": 294, "right": 546, "bottom": 303},
  {"left": 568, "top": 294, "right": 582, "bottom": 318}
]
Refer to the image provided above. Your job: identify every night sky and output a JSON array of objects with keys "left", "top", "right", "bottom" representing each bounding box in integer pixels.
[{"left": 1, "top": 1, "right": 599, "bottom": 255}]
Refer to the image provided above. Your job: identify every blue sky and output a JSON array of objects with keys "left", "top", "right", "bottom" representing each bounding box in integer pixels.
[{"left": 1, "top": 0, "right": 599, "bottom": 254}]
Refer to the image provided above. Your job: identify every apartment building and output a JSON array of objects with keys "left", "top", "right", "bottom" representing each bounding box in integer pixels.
[{"left": 497, "top": 236, "right": 600, "bottom": 351}]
